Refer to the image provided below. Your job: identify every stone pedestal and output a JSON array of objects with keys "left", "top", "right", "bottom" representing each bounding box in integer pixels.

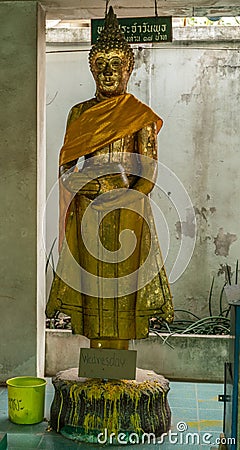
[{"left": 50, "top": 368, "right": 171, "bottom": 443}]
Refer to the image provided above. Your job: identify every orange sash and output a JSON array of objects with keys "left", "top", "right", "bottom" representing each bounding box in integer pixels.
[{"left": 59, "top": 93, "right": 162, "bottom": 165}]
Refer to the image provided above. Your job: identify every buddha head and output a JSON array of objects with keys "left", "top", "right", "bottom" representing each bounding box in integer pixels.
[{"left": 89, "top": 6, "right": 134, "bottom": 99}]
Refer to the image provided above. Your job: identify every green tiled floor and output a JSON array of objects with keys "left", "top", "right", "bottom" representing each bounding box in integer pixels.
[{"left": 0, "top": 379, "right": 223, "bottom": 449}]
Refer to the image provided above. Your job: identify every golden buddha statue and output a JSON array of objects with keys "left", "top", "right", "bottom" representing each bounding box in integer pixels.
[{"left": 46, "top": 7, "right": 174, "bottom": 350}]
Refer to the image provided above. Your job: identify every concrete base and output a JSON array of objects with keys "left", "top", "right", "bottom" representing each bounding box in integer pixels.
[
  {"left": 45, "top": 330, "right": 229, "bottom": 382},
  {"left": 49, "top": 368, "right": 171, "bottom": 443}
]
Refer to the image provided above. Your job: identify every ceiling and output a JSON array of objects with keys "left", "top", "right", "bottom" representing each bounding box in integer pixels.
[{"left": 36, "top": 0, "right": 240, "bottom": 19}]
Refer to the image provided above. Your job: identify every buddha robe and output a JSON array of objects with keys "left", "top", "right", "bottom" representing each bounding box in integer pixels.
[{"left": 46, "top": 93, "right": 174, "bottom": 339}]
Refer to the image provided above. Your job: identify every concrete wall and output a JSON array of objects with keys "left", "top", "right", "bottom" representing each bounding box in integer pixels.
[
  {"left": 130, "top": 334, "right": 229, "bottom": 382},
  {"left": 151, "top": 43, "right": 240, "bottom": 318},
  {"left": 45, "top": 330, "right": 229, "bottom": 382},
  {"left": 0, "top": 1, "right": 46, "bottom": 382},
  {"left": 46, "top": 34, "right": 240, "bottom": 318}
]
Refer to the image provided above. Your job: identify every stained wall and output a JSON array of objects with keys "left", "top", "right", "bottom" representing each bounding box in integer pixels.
[
  {"left": 46, "top": 32, "right": 240, "bottom": 319},
  {"left": 0, "top": 1, "right": 46, "bottom": 382}
]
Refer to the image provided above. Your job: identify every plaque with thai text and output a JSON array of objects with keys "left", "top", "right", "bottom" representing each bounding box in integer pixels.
[{"left": 91, "top": 16, "right": 172, "bottom": 44}]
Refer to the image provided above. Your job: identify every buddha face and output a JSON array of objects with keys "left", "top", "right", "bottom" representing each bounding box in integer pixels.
[{"left": 91, "top": 50, "right": 131, "bottom": 98}]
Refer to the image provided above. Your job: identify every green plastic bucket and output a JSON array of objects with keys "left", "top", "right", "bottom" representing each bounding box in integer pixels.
[{"left": 6, "top": 377, "right": 47, "bottom": 424}]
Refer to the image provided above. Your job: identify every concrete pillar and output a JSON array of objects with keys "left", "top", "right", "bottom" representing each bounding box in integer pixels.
[{"left": 0, "top": 1, "right": 46, "bottom": 381}]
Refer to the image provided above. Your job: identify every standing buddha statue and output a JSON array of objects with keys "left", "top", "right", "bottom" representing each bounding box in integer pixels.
[{"left": 46, "top": 6, "right": 174, "bottom": 350}]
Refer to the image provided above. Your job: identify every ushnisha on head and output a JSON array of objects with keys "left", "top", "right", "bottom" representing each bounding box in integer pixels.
[{"left": 89, "top": 6, "right": 135, "bottom": 99}]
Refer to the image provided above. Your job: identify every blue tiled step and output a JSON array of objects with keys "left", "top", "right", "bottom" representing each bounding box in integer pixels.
[{"left": 0, "top": 433, "right": 7, "bottom": 450}]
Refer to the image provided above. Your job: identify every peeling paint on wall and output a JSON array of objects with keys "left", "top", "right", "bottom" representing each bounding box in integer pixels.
[
  {"left": 209, "top": 207, "right": 216, "bottom": 214},
  {"left": 181, "top": 93, "right": 192, "bottom": 105},
  {"left": 195, "top": 206, "right": 208, "bottom": 222},
  {"left": 175, "top": 207, "right": 196, "bottom": 239},
  {"left": 214, "top": 228, "right": 237, "bottom": 257},
  {"left": 177, "top": 205, "right": 216, "bottom": 245},
  {"left": 194, "top": 205, "right": 216, "bottom": 221},
  {"left": 133, "top": 47, "right": 151, "bottom": 74}
]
